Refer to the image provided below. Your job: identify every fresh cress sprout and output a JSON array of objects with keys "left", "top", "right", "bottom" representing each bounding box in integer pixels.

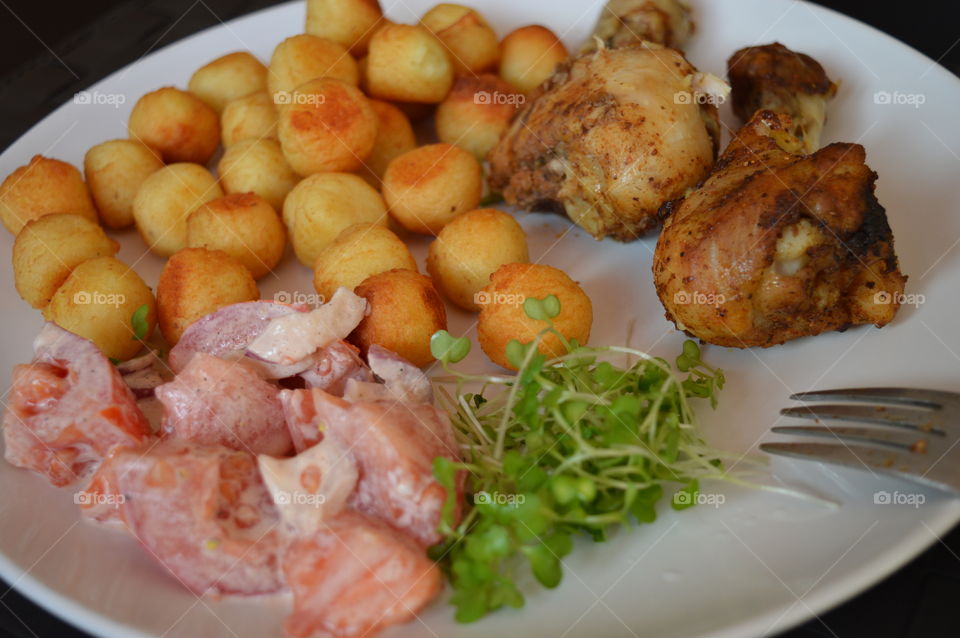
[{"left": 428, "top": 296, "right": 730, "bottom": 623}]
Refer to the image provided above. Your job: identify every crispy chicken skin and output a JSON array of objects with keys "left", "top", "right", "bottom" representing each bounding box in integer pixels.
[
  {"left": 653, "top": 110, "right": 906, "bottom": 348},
  {"left": 488, "top": 44, "right": 721, "bottom": 240},
  {"left": 582, "top": 0, "right": 693, "bottom": 52},
  {"left": 728, "top": 43, "right": 837, "bottom": 153}
]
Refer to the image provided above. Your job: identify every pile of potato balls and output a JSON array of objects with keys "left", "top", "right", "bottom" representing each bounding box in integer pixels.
[{"left": 1, "top": 0, "right": 593, "bottom": 370}]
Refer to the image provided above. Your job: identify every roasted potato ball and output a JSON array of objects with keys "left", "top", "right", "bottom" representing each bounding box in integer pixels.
[
  {"left": 186, "top": 193, "right": 286, "bottom": 279},
  {"left": 13, "top": 214, "right": 119, "bottom": 309},
  {"left": 132, "top": 163, "right": 223, "bottom": 257},
  {"left": 478, "top": 263, "right": 593, "bottom": 370},
  {"left": 84, "top": 139, "right": 164, "bottom": 229},
  {"left": 277, "top": 78, "right": 377, "bottom": 176},
  {"left": 157, "top": 247, "right": 259, "bottom": 345},
  {"left": 188, "top": 51, "right": 268, "bottom": 113},
  {"left": 366, "top": 24, "right": 453, "bottom": 104},
  {"left": 43, "top": 256, "right": 157, "bottom": 361},
  {"left": 268, "top": 34, "right": 359, "bottom": 99},
  {"left": 357, "top": 99, "right": 416, "bottom": 187},
  {"left": 436, "top": 74, "right": 525, "bottom": 159},
  {"left": 499, "top": 25, "right": 569, "bottom": 94},
  {"left": 312, "top": 223, "right": 417, "bottom": 300},
  {"left": 217, "top": 138, "right": 299, "bottom": 211},
  {"left": 128, "top": 87, "right": 220, "bottom": 164},
  {"left": 283, "top": 172, "right": 387, "bottom": 266},
  {"left": 221, "top": 91, "right": 278, "bottom": 146},
  {"left": 420, "top": 4, "right": 499, "bottom": 74},
  {"left": 0, "top": 155, "right": 98, "bottom": 235},
  {"left": 382, "top": 143, "right": 482, "bottom": 235},
  {"left": 427, "top": 208, "right": 529, "bottom": 311},
  {"left": 306, "top": 0, "right": 384, "bottom": 56},
  {"left": 350, "top": 269, "right": 446, "bottom": 367}
]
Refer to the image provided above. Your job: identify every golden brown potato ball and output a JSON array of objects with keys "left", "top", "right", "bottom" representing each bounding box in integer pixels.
[
  {"left": 312, "top": 222, "right": 417, "bottom": 300},
  {"left": 186, "top": 192, "right": 286, "bottom": 280},
  {"left": 157, "top": 247, "right": 258, "bottom": 345},
  {"left": 357, "top": 99, "right": 416, "bottom": 187},
  {"left": 43, "top": 256, "right": 157, "bottom": 361},
  {"left": 283, "top": 172, "right": 387, "bottom": 266},
  {"left": 268, "top": 34, "right": 359, "bottom": 99},
  {"left": 420, "top": 4, "right": 499, "bottom": 74},
  {"left": 188, "top": 51, "right": 268, "bottom": 114},
  {"left": 435, "top": 74, "right": 525, "bottom": 160},
  {"left": 277, "top": 77, "right": 377, "bottom": 176},
  {"left": 217, "top": 138, "right": 299, "bottom": 211},
  {"left": 84, "top": 139, "right": 164, "bottom": 229},
  {"left": 221, "top": 91, "right": 278, "bottom": 146},
  {"left": 13, "top": 214, "right": 119, "bottom": 309},
  {"left": 350, "top": 269, "right": 446, "bottom": 367},
  {"left": 305, "top": 0, "right": 384, "bottom": 56},
  {"left": 499, "top": 25, "right": 568, "bottom": 94},
  {"left": 132, "top": 163, "right": 223, "bottom": 257},
  {"left": 365, "top": 24, "right": 453, "bottom": 104},
  {"left": 427, "top": 208, "right": 529, "bottom": 312},
  {"left": 128, "top": 87, "right": 220, "bottom": 164},
  {"left": 382, "top": 143, "right": 482, "bottom": 235},
  {"left": 478, "top": 263, "right": 593, "bottom": 370},
  {"left": 0, "top": 155, "right": 98, "bottom": 235}
]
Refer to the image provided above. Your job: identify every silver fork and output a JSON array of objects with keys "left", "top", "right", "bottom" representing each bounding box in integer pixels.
[{"left": 760, "top": 388, "right": 960, "bottom": 495}]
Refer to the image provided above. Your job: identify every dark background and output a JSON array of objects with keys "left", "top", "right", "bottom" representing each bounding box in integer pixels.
[{"left": 0, "top": 1, "right": 959, "bottom": 637}]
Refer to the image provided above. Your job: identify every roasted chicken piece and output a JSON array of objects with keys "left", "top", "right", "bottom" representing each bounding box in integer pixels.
[
  {"left": 582, "top": 0, "right": 693, "bottom": 52},
  {"left": 488, "top": 43, "right": 722, "bottom": 240},
  {"left": 728, "top": 43, "right": 837, "bottom": 153},
  {"left": 653, "top": 110, "right": 906, "bottom": 348}
]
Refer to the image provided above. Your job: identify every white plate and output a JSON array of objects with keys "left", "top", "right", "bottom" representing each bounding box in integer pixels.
[{"left": 2, "top": 0, "right": 960, "bottom": 636}]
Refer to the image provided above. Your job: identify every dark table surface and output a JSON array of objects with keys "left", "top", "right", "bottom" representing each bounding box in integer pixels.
[{"left": 1, "top": 1, "right": 959, "bottom": 637}]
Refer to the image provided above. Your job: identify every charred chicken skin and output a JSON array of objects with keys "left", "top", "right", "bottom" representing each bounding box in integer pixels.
[
  {"left": 653, "top": 110, "right": 906, "bottom": 348},
  {"left": 488, "top": 43, "right": 722, "bottom": 240},
  {"left": 582, "top": 0, "right": 693, "bottom": 52}
]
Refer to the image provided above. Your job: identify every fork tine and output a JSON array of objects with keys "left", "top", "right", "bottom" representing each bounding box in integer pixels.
[
  {"left": 760, "top": 442, "right": 938, "bottom": 483},
  {"left": 789, "top": 387, "right": 957, "bottom": 407},
  {"left": 780, "top": 405, "right": 944, "bottom": 432},
  {"left": 770, "top": 425, "right": 932, "bottom": 451}
]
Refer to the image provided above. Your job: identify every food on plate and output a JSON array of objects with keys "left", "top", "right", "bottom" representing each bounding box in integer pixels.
[
  {"left": 0, "top": 155, "right": 98, "bottom": 235},
  {"left": 188, "top": 51, "right": 269, "bottom": 113},
  {"left": 186, "top": 192, "right": 286, "bottom": 279},
  {"left": 131, "top": 162, "right": 223, "bottom": 257},
  {"left": 277, "top": 77, "right": 378, "bottom": 176},
  {"left": 728, "top": 42, "right": 838, "bottom": 153},
  {"left": 156, "top": 247, "right": 259, "bottom": 345},
  {"left": 80, "top": 440, "right": 285, "bottom": 595},
  {"left": 83, "top": 139, "right": 164, "bottom": 229},
  {"left": 299, "top": 339, "right": 371, "bottom": 394},
  {"left": 427, "top": 208, "right": 529, "bottom": 312},
  {"left": 477, "top": 263, "right": 592, "bottom": 369},
  {"left": 498, "top": 25, "right": 568, "bottom": 94},
  {"left": 351, "top": 269, "right": 447, "bottom": 367},
  {"left": 268, "top": 34, "right": 360, "bottom": 99},
  {"left": 13, "top": 213, "right": 119, "bottom": 309},
  {"left": 654, "top": 110, "right": 906, "bottom": 347},
  {"left": 43, "top": 256, "right": 157, "bottom": 361},
  {"left": 283, "top": 172, "right": 387, "bottom": 266},
  {"left": 312, "top": 222, "right": 417, "bottom": 300},
  {"left": 156, "top": 353, "right": 292, "bottom": 455},
  {"left": 2, "top": 323, "right": 150, "bottom": 486},
  {"left": 582, "top": 0, "right": 693, "bottom": 52},
  {"left": 435, "top": 74, "right": 525, "bottom": 160},
  {"left": 217, "top": 138, "right": 300, "bottom": 212},
  {"left": 420, "top": 4, "right": 499, "bottom": 74},
  {"left": 489, "top": 43, "right": 723, "bottom": 239},
  {"left": 221, "top": 91, "right": 278, "bottom": 146},
  {"left": 305, "top": 0, "right": 384, "bottom": 56},
  {"left": 382, "top": 143, "right": 482, "bottom": 235},
  {"left": 364, "top": 24, "right": 453, "bottom": 103},
  {"left": 356, "top": 99, "right": 416, "bottom": 187},
  {"left": 127, "top": 87, "right": 220, "bottom": 163}
]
